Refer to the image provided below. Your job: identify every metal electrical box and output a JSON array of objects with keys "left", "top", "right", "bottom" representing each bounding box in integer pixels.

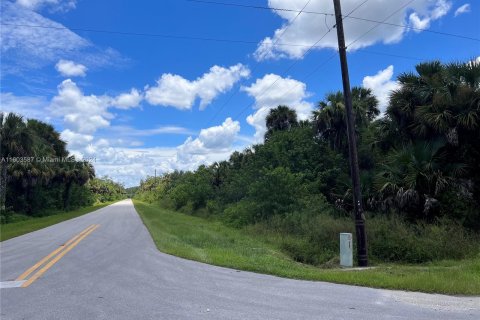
[{"left": 340, "top": 233, "right": 353, "bottom": 267}]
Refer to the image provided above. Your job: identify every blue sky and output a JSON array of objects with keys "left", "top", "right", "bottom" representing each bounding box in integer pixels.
[{"left": 1, "top": 0, "right": 479, "bottom": 186}]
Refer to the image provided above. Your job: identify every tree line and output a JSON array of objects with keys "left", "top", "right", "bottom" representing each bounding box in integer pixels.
[
  {"left": 0, "top": 113, "right": 126, "bottom": 223},
  {"left": 135, "top": 60, "right": 480, "bottom": 264}
]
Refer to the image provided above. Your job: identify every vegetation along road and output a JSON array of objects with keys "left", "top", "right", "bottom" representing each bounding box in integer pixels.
[{"left": 1, "top": 200, "right": 478, "bottom": 320}]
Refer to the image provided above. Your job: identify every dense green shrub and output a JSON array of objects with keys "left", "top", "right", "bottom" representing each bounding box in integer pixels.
[
  {"left": 367, "top": 215, "right": 479, "bottom": 263},
  {"left": 250, "top": 212, "right": 479, "bottom": 265},
  {"left": 223, "top": 200, "right": 259, "bottom": 227}
]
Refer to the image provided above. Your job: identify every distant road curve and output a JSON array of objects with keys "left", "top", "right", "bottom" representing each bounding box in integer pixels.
[{"left": 1, "top": 199, "right": 478, "bottom": 320}]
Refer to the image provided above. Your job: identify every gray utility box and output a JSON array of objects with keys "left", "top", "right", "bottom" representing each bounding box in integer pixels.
[{"left": 340, "top": 233, "right": 353, "bottom": 268}]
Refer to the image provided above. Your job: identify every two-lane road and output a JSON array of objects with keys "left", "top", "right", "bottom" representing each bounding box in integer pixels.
[{"left": 1, "top": 200, "right": 478, "bottom": 319}]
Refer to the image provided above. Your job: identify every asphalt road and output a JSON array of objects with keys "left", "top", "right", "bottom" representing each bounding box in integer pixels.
[{"left": 1, "top": 199, "right": 479, "bottom": 319}]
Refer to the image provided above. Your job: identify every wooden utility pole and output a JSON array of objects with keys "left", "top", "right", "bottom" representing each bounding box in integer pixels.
[{"left": 332, "top": 0, "right": 368, "bottom": 266}]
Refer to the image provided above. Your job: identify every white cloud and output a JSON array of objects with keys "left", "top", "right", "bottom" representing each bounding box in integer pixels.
[
  {"left": 362, "top": 65, "right": 400, "bottom": 114},
  {"left": 67, "top": 118, "right": 242, "bottom": 187},
  {"left": 254, "top": 0, "right": 452, "bottom": 60},
  {"left": 55, "top": 59, "right": 87, "bottom": 77},
  {"left": 48, "top": 79, "right": 141, "bottom": 134},
  {"left": 108, "top": 125, "right": 196, "bottom": 137},
  {"left": 408, "top": 0, "right": 451, "bottom": 31},
  {"left": 175, "top": 118, "right": 241, "bottom": 165},
  {"left": 49, "top": 79, "right": 113, "bottom": 134},
  {"left": 454, "top": 4, "right": 471, "bottom": 17},
  {"left": 145, "top": 74, "right": 196, "bottom": 110},
  {"left": 242, "top": 74, "right": 313, "bottom": 141},
  {"left": 1, "top": 1, "right": 123, "bottom": 75},
  {"left": 60, "top": 129, "right": 94, "bottom": 150},
  {"left": 47, "top": 79, "right": 145, "bottom": 133},
  {"left": 0, "top": 92, "right": 48, "bottom": 119},
  {"left": 113, "top": 89, "right": 143, "bottom": 109},
  {"left": 16, "top": 0, "right": 76, "bottom": 12},
  {"left": 145, "top": 64, "right": 250, "bottom": 110},
  {"left": 431, "top": 0, "right": 452, "bottom": 19},
  {"left": 409, "top": 13, "right": 432, "bottom": 31},
  {"left": 194, "top": 117, "right": 240, "bottom": 150},
  {"left": 1, "top": 2, "right": 87, "bottom": 71}
]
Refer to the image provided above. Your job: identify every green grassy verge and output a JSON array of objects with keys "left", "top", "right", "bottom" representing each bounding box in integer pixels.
[
  {"left": 0, "top": 201, "right": 116, "bottom": 241},
  {"left": 134, "top": 200, "right": 480, "bottom": 295}
]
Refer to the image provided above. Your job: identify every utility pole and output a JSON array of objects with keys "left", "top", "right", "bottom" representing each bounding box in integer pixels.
[{"left": 332, "top": 0, "right": 368, "bottom": 267}]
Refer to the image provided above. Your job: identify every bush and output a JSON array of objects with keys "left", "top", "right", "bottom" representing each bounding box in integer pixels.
[
  {"left": 247, "top": 167, "right": 303, "bottom": 220},
  {"left": 223, "top": 200, "right": 259, "bottom": 227},
  {"left": 250, "top": 212, "right": 353, "bottom": 265},
  {"left": 251, "top": 211, "right": 480, "bottom": 266},
  {"left": 368, "top": 215, "right": 479, "bottom": 263},
  {"left": 0, "top": 210, "right": 14, "bottom": 224}
]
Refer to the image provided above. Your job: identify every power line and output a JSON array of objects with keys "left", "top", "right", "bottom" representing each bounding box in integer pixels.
[
  {"left": 345, "top": 16, "right": 480, "bottom": 42},
  {"left": 231, "top": 1, "right": 370, "bottom": 120},
  {"left": 0, "top": 23, "right": 318, "bottom": 48},
  {"left": 233, "top": 0, "right": 419, "bottom": 121},
  {"left": 185, "top": 0, "right": 331, "bottom": 15},
  {"left": 185, "top": 0, "right": 480, "bottom": 42},
  {"left": 232, "top": 30, "right": 333, "bottom": 120},
  {"left": 206, "top": 0, "right": 313, "bottom": 125},
  {"left": 346, "top": 0, "right": 415, "bottom": 49},
  {"left": 358, "top": 50, "right": 423, "bottom": 61}
]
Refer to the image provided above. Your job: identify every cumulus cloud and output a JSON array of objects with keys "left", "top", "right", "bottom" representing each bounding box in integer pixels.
[
  {"left": 113, "top": 89, "right": 143, "bottom": 109},
  {"left": 48, "top": 79, "right": 142, "bottom": 133},
  {"left": 180, "top": 117, "right": 240, "bottom": 153},
  {"left": 362, "top": 65, "right": 400, "bottom": 114},
  {"left": 408, "top": 13, "right": 432, "bottom": 31},
  {"left": 66, "top": 118, "right": 242, "bottom": 187},
  {"left": 254, "top": 0, "right": 452, "bottom": 60},
  {"left": 49, "top": 79, "right": 113, "bottom": 134},
  {"left": 145, "top": 64, "right": 250, "bottom": 110},
  {"left": 242, "top": 74, "right": 313, "bottom": 141},
  {"left": 454, "top": 4, "right": 471, "bottom": 17},
  {"left": 408, "top": 0, "right": 451, "bottom": 31},
  {"left": 55, "top": 59, "right": 87, "bottom": 77},
  {"left": 60, "top": 129, "right": 94, "bottom": 150}
]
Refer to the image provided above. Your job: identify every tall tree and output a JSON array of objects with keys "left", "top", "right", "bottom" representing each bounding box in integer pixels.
[
  {"left": 60, "top": 160, "right": 94, "bottom": 210},
  {"left": 378, "top": 60, "right": 480, "bottom": 221},
  {"left": 0, "top": 113, "right": 33, "bottom": 213},
  {"left": 265, "top": 106, "right": 298, "bottom": 140},
  {"left": 313, "top": 87, "right": 379, "bottom": 152}
]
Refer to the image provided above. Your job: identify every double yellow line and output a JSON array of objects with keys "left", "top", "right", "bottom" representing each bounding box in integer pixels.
[{"left": 16, "top": 224, "right": 100, "bottom": 288}]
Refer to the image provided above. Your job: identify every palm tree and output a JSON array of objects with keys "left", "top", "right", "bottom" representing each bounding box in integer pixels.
[
  {"left": 387, "top": 60, "right": 480, "bottom": 145},
  {"left": 0, "top": 113, "right": 33, "bottom": 213},
  {"left": 27, "top": 119, "right": 68, "bottom": 157},
  {"left": 313, "top": 87, "right": 379, "bottom": 152},
  {"left": 385, "top": 60, "right": 480, "bottom": 214},
  {"left": 374, "top": 140, "right": 467, "bottom": 219},
  {"left": 265, "top": 106, "right": 298, "bottom": 140},
  {"left": 60, "top": 159, "right": 94, "bottom": 210},
  {"left": 313, "top": 91, "right": 346, "bottom": 151}
]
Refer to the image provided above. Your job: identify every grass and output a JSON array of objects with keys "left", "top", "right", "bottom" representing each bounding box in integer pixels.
[
  {"left": 0, "top": 201, "right": 116, "bottom": 241},
  {"left": 134, "top": 200, "right": 480, "bottom": 295}
]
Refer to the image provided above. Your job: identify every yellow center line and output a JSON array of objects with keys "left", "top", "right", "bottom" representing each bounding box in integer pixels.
[
  {"left": 16, "top": 224, "right": 97, "bottom": 281},
  {"left": 21, "top": 224, "right": 100, "bottom": 288}
]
